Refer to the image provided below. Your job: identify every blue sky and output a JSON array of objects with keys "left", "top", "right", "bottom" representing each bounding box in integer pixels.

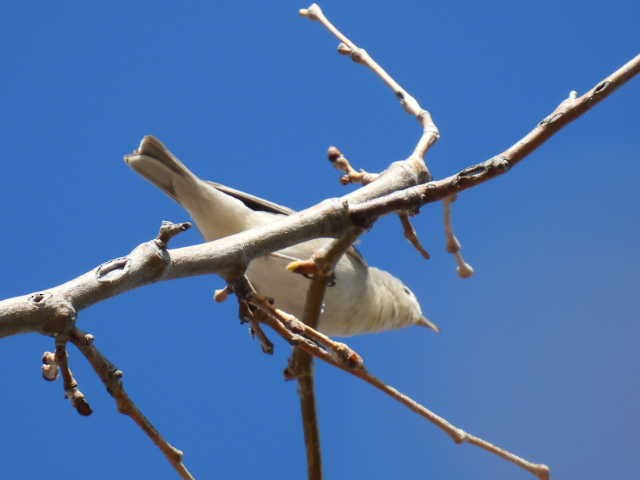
[{"left": 0, "top": 1, "right": 638, "bottom": 479}]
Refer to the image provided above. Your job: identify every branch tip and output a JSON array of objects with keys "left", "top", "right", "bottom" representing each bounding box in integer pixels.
[
  {"left": 299, "top": 3, "right": 322, "bottom": 20},
  {"left": 326, "top": 145, "right": 378, "bottom": 185},
  {"left": 456, "top": 262, "right": 475, "bottom": 279},
  {"left": 327, "top": 145, "right": 342, "bottom": 162},
  {"left": 214, "top": 285, "right": 232, "bottom": 302},
  {"left": 156, "top": 220, "right": 192, "bottom": 248},
  {"left": 304, "top": 2, "right": 439, "bottom": 160},
  {"left": 399, "top": 213, "right": 431, "bottom": 260},
  {"left": 68, "top": 327, "right": 194, "bottom": 478}
]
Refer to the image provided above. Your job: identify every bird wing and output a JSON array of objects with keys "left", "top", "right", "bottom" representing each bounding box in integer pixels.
[
  {"left": 207, "top": 181, "right": 367, "bottom": 267},
  {"left": 207, "top": 181, "right": 296, "bottom": 215}
]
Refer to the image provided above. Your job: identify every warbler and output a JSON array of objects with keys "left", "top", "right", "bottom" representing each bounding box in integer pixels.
[{"left": 125, "top": 136, "right": 437, "bottom": 336}]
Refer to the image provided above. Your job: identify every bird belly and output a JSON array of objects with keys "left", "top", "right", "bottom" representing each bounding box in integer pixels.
[{"left": 245, "top": 244, "right": 369, "bottom": 337}]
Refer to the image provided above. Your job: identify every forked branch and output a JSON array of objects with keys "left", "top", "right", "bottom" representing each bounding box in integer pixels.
[
  {"left": 0, "top": 4, "right": 636, "bottom": 480},
  {"left": 300, "top": 3, "right": 439, "bottom": 165}
]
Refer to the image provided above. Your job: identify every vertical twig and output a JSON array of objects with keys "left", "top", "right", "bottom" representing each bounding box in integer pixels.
[{"left": 286, "top": 227, "right": 365, "bottom": 480}]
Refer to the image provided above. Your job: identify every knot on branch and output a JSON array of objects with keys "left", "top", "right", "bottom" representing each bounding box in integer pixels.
[
  {"left": 29, "top": 293, "right": 77, "bottom": 336},
  {"left": 337, "top": 43, "right": 366, "bottom": 64},
  {"left": 490, "top": 155, "right": 510, "bottom": 171},
  {"left": 458, "top": 164, "right": 489, "bottom": 179},
  {"left": 592, "top": 80, "right": 611, "bottom": 96},
  {"left": 453, "top": 157, "right": 510, "bottom": 189},
  {"left": 539, "top": 112, "right": 563, "bottom": 126},
  {"left": 96, "top": 257, "right": 130, "bottom": 283},
  {"left": 29, "top": 291, "right": 52, "bottom": 305},
  {"left": 96, "top": 221, "right": 190, "bottom": 286}
]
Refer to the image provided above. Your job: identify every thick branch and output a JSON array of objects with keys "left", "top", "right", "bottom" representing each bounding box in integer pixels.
[{"left": 0, "top": 53, "right": 636, "bottom": 339}]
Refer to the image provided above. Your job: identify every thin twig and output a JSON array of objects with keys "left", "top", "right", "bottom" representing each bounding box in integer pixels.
[
  {"left": 156, "top": 221, "right": 191, "bottom": 249},
  {"left": 249, "top": 298, "right": 365, "bottom": 373},
  {"left": 300, "top": 3, "right": 439, "bottom": 166},
  {"left": 350, "top": 54, "right": 640, "bottom": 225},
  {"left": 0, "top": 43, "right": 634, "bottom": 480},
  {"left": 237, "top": 294, "right": 275, "bottom": 355},
  {"left": 228, "top": 276, "right": 363, "bottom": 371},
  {"left": 355, "top": 372, "right": 550, "bottom": 480},
  {"left": 245, "top": 293, "right": 549, "bottom": 479},
  {"left": 327, "top": 146, "right": 378, "bottom": 185},
  {"left": 69, "top": 328, "right": 195, "bottom": 480},
  {"left": 287, "top": 227, "right": 366, "bottom": 480},
  {"left": 443, "top": 195, "right": 474, "bottom": 278},
  {"left": 54, "top": 338, "right": 92, "bottom": 416},
  {"left": 399, "top": 213, "right": 431, "bottom": 259},
  {"left": 218, "top": 281, "right": 275, "bottom": 354}
]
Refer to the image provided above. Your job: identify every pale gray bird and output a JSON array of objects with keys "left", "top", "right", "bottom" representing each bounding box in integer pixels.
[{"left": 125, "top": 136, "right": 437, "bottom": 336}]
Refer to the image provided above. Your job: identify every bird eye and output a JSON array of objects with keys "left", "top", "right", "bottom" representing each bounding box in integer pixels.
[{"left": 403, "top": 286, "right": 412, "bottom": 296}]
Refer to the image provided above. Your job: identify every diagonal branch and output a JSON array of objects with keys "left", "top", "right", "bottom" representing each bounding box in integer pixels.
[
  {"left": 1, "top": 49, "right": 637, "bottom": 341},
  {"left": 237, "top": 285, "right": 549, "bottom": 479},
  {"left": 0, "top": 47, "right": 635, "bottom": 480},
  {"left": 2, "top": 49, "right": 638, "bottom": 340},
  {"left": 349, "top": 53, "right": 640, "bottom": 224},
  {"left": 69, "top": 328, "right": 195, "bottom": 480}
]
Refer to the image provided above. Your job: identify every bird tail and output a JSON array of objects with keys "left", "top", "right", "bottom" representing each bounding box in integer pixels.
[{"left": 124, "top": 135, "right": 198, "bottom": 202}]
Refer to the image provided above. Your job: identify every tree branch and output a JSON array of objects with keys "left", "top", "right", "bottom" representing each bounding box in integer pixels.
[
  {"left": 349, "top": 53, "right": 640, "bottom": 224},
  {"left": 69, "top": 328, "right": 195, "bottom": 480},
  {"left": 287, "top": 227, "right": 365, "bottom": 480},
  {"left": 1, "top": 54, "right": 636, "bottom": 339},
  {"left": 0, "top": 9, "right": 636, "bottom": 477}
]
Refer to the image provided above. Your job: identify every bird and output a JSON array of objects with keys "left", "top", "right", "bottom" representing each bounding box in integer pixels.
[{"left": 124, "top": 135, "right": 437, "bottom": 337}]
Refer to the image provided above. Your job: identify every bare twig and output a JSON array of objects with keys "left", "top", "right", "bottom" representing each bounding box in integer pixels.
[
  {"left": 156, "top": 221, "right": 191, "bottom": 249},
  {"left": 215, "top": 282, "right": 275, "bottom": 354},
  {"left": 355, "top": 372, "right": 550, "bottom": 480},
  {"left": 0, "top": 27, "right": 635, "bottom": 480},
  {"left": 248, "top": 317, "right": 275, "bottom": 355},
  {"left": 296, "top": 365, "right": 322, "bottom": 480},
  {"left": 443, "top": 195, "right": 474, "bottom": 278},
  {"left": 69, "top": 328, "right": 195, "bottom": 480},
  {"left": 300, "top": 3, "right": 439, "bottom": 166},
  {"left": 54, "top": 338, "right": 92, "bottom": 416},
  {"left": 229, "top": 277, "right": 364, "bottom": 371},
  {"left": 327, "top": 146, "right": 378, "bottom": 185},
  {"left": 2, "top": 50, "right": 637, "bottom": 340},
  {"left": 349, "top": 54, "right": 640, "bottom": 225},
  {"left": 287, "top": 227, "right": 365, "bottom": 480},
  {"left": 239, "top": 292, "right": 276, "bottom": 355},
  {"left": 326, "top": 142, "right": 432, "bottom": 262},
  {"left": 399, "top": 213, "right": 431, "bottom": 259},
  {"left": 240, "top": 282, "right": 549, "bottom": 479}
]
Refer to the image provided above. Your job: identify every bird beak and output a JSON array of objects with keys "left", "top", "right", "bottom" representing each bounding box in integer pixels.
[{"left": 417, "top": 316, "right": 440, "bottom": 333}]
